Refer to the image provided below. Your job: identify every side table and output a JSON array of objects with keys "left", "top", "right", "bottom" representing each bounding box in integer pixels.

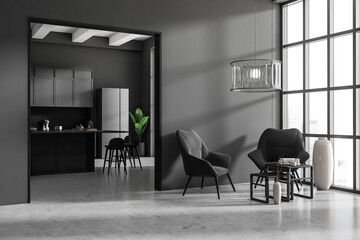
[
  {"left": 265, "top": 163, "right": 314, "bottom": 200},
  {"left": 250, "top": 172, "right": 294, "bottom": 203}
]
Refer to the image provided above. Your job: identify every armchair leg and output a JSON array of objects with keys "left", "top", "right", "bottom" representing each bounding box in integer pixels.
[
  {"left": 295, "top": 171, "right": 303, "bottom": 185},
  {"left": 183, "top": 176, "right": 192, "bottom": 196},
  {"left": 214, "top": 177, "right": 220, "bottom": 199},
  {"left": 102, "top": 148, "right": 108, "bottom": 173},
  {"left": 254, "top": 170, "right": 264, "bottom": 188},
  {"left": 201, "top": 177, "right": 204, "bottom": 189},
  {"left": 293, "top": 173, "right": 300, "bottom": 191},
  {"left": 227, "top": 174, "right": 236, "bottom": 192}
]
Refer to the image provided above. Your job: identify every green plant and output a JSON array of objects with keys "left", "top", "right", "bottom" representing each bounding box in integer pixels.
[{"left": 129, "top": 108, "right": 149, "bottom": 143}]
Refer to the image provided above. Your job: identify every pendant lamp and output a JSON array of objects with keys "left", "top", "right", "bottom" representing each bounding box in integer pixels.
[{"left": 230, "top": 0, "right": 282, "bottom": 92}]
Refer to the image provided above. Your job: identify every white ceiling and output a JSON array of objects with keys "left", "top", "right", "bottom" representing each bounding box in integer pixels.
[{"left": 30, "top": 23, "right": 152, "bottom": 46}]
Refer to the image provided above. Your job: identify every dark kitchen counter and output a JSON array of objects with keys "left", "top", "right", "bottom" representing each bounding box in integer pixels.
[
  {"left": 30, "top": 129, "right": 128, "bottom": 175},
  {"left": 30, "top": 129, "right": 128, "bottom": 134}
]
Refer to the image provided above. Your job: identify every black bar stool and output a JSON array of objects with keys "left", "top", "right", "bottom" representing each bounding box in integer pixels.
[
  {"left": 124, "top": 136, "right": 142, "bottom": 170},
  {"left": 102, "top": 138, "right": 127, "bottom": 175}
]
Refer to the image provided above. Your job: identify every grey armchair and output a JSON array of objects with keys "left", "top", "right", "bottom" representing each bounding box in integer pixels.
[
  {"left": 248, "top": 128, "right": 310, "bottom": 189},
  {"left": 176, "top": 129, "right": 235, "bottom": 199}
]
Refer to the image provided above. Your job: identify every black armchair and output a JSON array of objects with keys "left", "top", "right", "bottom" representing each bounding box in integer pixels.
[
  {"left": 176, "top": 129, "right": 236, "bottom": 199},
  {"left": 248, "top": 128, "right": 310, "bottom": 189}
]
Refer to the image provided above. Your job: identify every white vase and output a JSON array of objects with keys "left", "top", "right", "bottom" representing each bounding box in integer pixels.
[
  {"left": 273, "top": 181, "right": 281, "bottom": 204},
  {"left": 313, "top": 137, "right": 333, "bottom": 190}
]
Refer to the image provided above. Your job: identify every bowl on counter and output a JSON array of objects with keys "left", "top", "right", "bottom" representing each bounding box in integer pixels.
[{"left": 54, "top": 126, "right": 63, "bottom": 131}]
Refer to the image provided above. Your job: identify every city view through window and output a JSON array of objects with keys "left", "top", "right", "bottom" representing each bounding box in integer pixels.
[{"left": 282, "top": 0, "right": 360, "bottom": 191}]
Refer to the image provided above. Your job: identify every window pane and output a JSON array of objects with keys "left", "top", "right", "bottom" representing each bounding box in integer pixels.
[
  {"left": 333, "top": 138, "right": 353, "bottom": 189},
  {"left": 307, "top": 40, "right": 327, "bottom": 89},
  {"left": 357, "top": 0, "right": 360, "bottom": 28},
  {"left": 307, "top": 91, "right": 327, "bottom": 134},
  {"left": 357, "top": 140, "right": 360, "bottom": 190},
  {"left": 331, "top": 90, "right": 353, "bottom": 135},
  {"left": 332, "top": 34, "right": 353, "bottom": 87},
  {"left": 332, "top": 0, "right": 353, "bottom": 33},
  {"left": 283, "top": 93, "right": 303, "bottom": 131},
  {"left": 305, "top": 137, "right": 317, "bottom": 165},
  {"left": 307, "top": 0, "right": 327, "bottom": 39},
  {"left": 284, "top": 45, "right": 303, "bottom": 91},
  {"left": 357, "top": 89, "right": 360, "bottom": 136},
  {"left": 283, "top": 1, "right": 303, "bottom": 44},
  {"left": 357, "top": 32, "right": 360, "bottom": 85}
]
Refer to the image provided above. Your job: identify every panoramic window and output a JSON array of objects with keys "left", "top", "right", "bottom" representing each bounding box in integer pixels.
[{"left": 282, "top": 0, "right": 360, "bottom": 191}]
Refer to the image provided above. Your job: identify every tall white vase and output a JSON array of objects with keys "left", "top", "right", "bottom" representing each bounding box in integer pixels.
[
  {"left": 313, "top": 137, "right": 333, "bottom": 190},
  {"left": 273, "top": 181, "right": 281, "bottom": 204}
]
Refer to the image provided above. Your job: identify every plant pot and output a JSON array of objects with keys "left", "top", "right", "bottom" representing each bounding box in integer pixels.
[
  {"left": 138, "top": 142, "right": 145, "bottom": 157},
  {"left": 313, "top": 137, "right": 333, "bottom": 190},
  {"left": 273, "top": 180, "right": 281, "bottom": 204}
]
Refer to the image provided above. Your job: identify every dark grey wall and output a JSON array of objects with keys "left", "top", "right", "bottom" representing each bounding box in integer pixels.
[
  {"left": 30, "top": 41, "right": 143, "bottom": 127},
  {"left": 0, "top": 0, "right": 281, "bottom": 204}
]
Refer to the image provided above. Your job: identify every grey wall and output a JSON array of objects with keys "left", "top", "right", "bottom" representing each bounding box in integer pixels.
[
  {"left": 30, "top": 41, "right": 144, "bottom": 127},
  {"left": 0, "top": 0, "right": 281, "bottom": 204}
]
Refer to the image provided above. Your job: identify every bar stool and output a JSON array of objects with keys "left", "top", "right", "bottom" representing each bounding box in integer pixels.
[
  {"left": 124, "top": 136, "right": 142, "bottom": 170},
  {"left": 102, "top": 138, "right": 127, "bottom": 175}
]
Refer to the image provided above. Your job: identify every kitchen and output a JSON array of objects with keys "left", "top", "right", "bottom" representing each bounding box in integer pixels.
[{"left": 28, "top": 21, "right": 157, "bottom": 181}]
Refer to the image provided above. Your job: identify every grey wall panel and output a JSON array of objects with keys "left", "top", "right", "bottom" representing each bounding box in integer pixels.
[{"left": 0, "top": 0, "right": 281, "bottom": 204}]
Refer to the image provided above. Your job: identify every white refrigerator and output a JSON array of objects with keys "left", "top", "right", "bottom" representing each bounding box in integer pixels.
[{"left": 97, "top": 88, "right": 129, "bottom": 157}]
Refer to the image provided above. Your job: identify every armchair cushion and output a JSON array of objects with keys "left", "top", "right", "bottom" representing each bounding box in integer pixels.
[
  {"left": 248, "top": 148, "right": 267, "bottom": 170},
  {"left": 204, "top": 150, "right": 231, "bottom": 169},
  {"left": 176, "top": 129, "right": 232, "bottom": 178},
  {"left": 249, "top": 128, "right": 309, "bottom": 171}
]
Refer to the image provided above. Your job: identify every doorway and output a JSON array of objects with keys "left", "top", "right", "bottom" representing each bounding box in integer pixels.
[{"left": 27, "top": 18, "right": 162, "bottom": 202}]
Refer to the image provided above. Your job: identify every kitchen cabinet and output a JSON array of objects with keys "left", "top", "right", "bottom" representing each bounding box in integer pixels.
[
  {"left": 74, "top": 79, "right": 93, "bottom": 107},
  {"left": 31, "top": 67, "right": 93, "bottom": 107},
  {"left": 55, "top": 79, "right": 73, "bottom": 106},
  {"left": 54, "top": 69, "right": 73, "bottom": 107},
  {"left": 33, "top": 77, "right": 54, "bottom": 106},
  {"left": 31, "top": 132, "right": 93, "bottom": 175}
]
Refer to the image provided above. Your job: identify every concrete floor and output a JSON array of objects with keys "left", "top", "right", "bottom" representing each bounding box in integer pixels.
[{"left": 0, "top": 159, "right": 360, "bottom": 240}]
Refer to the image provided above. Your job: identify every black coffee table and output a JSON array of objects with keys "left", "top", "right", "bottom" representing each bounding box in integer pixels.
[
  {"left": 265, "top": 162, "right": 314, "bottom": 200},
  {"left": 250, "top": 163, "right": 314, "bottom": 203}
]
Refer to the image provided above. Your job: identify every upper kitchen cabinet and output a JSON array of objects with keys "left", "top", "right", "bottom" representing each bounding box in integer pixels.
[
  {"left": 55, "top": 69, "right": 73, "bottom": 107},
  {"left": 73, "top": 70, "right": 93, "bottom": 107},
  {"left": 32, "top": 68, "right": 54, "bottom": 106},
  {"left": 30, "top": 68, "right": 93, "bottom": 107}
]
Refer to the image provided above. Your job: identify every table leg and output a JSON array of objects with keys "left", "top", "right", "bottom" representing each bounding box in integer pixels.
[
  {"left": 291, "top": 174, "right": 294, "bottom": 200},
  {"left": 265, "top": 177, "right": 269, "bottom": 203},
  {"left": 286, "top": 170, "right": 290, "bottom": 202},
  {"left": 250, "top": 174, "right": 253, "bottom": 200},
  {"left": 310, "top": 166, "right": 314, "bottom": 199}
]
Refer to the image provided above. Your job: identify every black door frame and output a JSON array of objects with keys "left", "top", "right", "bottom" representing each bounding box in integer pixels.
[{"left": 27, "top": 17, "right": 163, "bottom": 202}]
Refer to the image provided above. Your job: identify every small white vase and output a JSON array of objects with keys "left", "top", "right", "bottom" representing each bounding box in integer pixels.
[
  {"left": 313, "top": 137, "right": 333, "bottom": 190},
  {"left": 273, "top": 181, "right": 281, "bottom": 204}
]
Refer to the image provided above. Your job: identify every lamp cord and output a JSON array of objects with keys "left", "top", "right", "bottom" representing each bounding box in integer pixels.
[
  {"left": 271, "top": 1, "right": 274, "bottom": 128},
  {"left": 254, "top": 0, "right": 257, "bottom": 60}
]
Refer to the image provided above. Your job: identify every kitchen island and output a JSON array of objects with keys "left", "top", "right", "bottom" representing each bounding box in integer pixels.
[{"left": 30, "top": 130, "right": 127, "bottom": 175}]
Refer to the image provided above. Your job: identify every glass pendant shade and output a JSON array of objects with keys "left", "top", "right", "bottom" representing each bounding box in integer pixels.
[{"left": 230, "top": 59, "right": 282, "bottom": 92}]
